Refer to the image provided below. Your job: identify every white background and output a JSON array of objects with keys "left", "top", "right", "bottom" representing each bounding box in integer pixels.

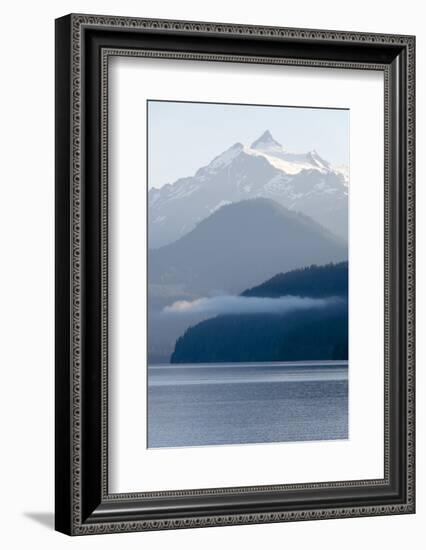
[
  {"left": 0, "top": 0, "right": 423, "bottom": 548},
  {"left": 110, "top": 58, "right": 384, "bottom": 493}
]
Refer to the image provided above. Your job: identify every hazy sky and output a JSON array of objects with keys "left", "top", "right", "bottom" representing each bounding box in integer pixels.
[{"left": 148, "top": 100, "right": 349, "bottom": 189}]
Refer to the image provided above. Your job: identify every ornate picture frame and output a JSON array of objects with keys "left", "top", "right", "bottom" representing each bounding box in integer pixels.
[{"left": 55, "top": 14, "right": 415, "bottom": 535}]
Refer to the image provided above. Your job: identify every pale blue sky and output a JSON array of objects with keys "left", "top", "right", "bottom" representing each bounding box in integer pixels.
[{"left": 148, "top": 100, "right": 349, "bottom": 189}]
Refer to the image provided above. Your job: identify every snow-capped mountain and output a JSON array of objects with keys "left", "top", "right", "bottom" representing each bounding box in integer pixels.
[{"left": 149, "top": 130, "right": 348, "bottom": 248}]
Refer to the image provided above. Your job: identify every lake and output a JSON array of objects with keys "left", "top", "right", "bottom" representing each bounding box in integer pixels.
[{"left": 147, "top": 361, "right": 348, "bottom": 448}]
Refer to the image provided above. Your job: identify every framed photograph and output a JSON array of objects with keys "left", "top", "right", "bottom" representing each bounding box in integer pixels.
[{"left": 55, "top": 14, "right": 415, "bottom": 535}]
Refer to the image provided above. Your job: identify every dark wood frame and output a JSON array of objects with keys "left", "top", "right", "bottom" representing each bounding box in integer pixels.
[{"left": 55, "top": 13, "right": 415, "bottom": 535}]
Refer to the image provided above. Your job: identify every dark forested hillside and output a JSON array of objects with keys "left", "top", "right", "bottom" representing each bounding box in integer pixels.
[
  {"left": 171, "top": 302, "right": 348, "bottom": 364},
  {"left": 242, "top": 262, "right": 348, "bottom": 298},
  {"left": 170, "top": 262, "right": 349, "bottom": 364}
]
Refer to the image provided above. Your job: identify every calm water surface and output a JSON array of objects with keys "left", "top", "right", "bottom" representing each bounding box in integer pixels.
[{"left": 148, "top": 361, "right": 348, "bottom": 448}]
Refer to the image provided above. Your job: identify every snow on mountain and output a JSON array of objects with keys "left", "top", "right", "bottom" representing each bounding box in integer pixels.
[
  {"left": 248, "top": 130, "right": 332, "bottom": 175},
  {"left": 149, "top": 130, "right": 349, "bottom": 248},
  {"left": 199, "top": 142, "right": 244, "bottom": 174}
]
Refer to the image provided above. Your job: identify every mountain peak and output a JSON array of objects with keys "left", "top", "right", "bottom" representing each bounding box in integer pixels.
[
  {"left": 251, "top": 130, "right": 282, "bottom": 150},
  {"left": 307, "top": 149, "right": 331, "bottom": 169},
  {"left": 202, "top": 142, "right": 244, "bottom": 174}
]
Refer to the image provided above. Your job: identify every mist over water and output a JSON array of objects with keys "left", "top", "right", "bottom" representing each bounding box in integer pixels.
[{"left": 163, "top": 294, "right": 340, "bottom": 317}]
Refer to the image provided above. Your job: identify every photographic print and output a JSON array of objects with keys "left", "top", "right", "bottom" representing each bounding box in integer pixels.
[{"left": 147, "top": 100, "right": 349, "bottom": 449}]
